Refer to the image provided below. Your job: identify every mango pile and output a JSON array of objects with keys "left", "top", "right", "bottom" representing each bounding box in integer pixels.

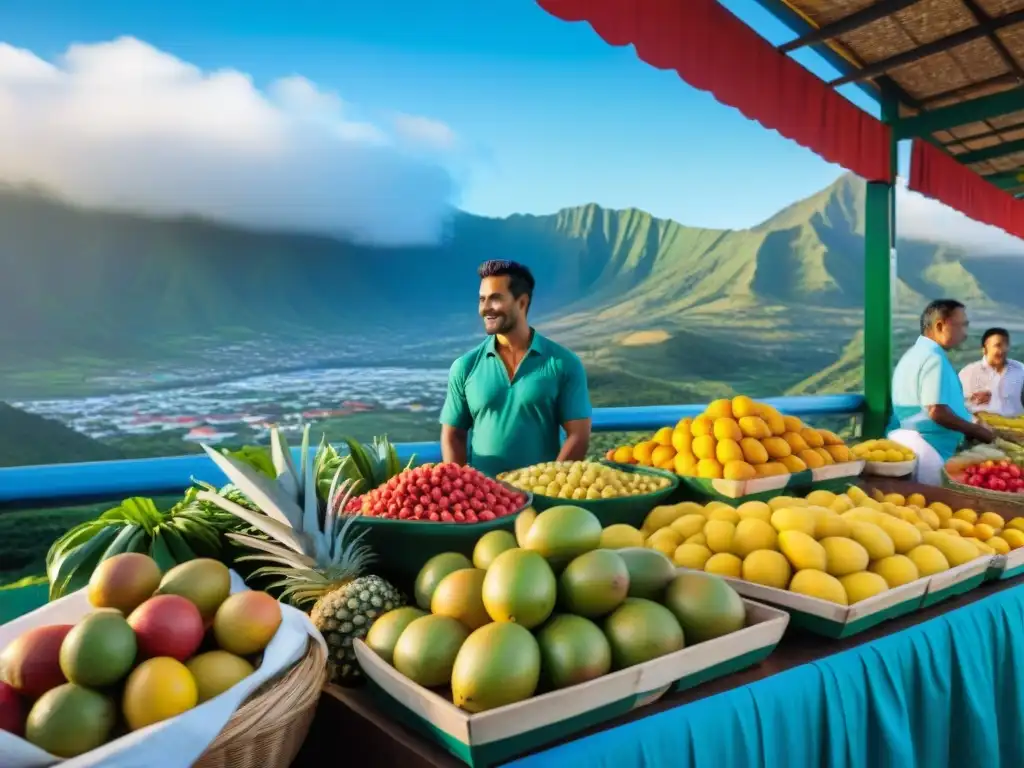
[
  {"left": 499, "top": 460, "right": 671, "bottom": 500},
  {"left": 599, "top": 487, "right": 1018, "bottom": 607},
  {"left": 851, "top": 439, "right": 916, "bottom": 463},
  {"left": 365, "top": 505, "right": 748, "bottom": 713},
  {"left": 607, "top": 395, "right": 854, "bottom": 481}
]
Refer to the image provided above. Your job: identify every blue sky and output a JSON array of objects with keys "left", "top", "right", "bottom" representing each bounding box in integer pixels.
[{"left": 0, "top": 0, "right": 892, "bottom": 231}]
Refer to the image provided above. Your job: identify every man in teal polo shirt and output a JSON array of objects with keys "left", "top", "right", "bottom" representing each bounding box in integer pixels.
[
  {"left": 889, "top": 299, "right": 994, "bottom": 484},
  {"left": 440, "top": 260, "right": 592, "bottom": 477}
]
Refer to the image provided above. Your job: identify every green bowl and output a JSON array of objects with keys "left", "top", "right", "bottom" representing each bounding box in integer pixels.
[
  {"left": 511, "top": 463, "right": 678, "bottom": 528},
  {"left": 346, "top": 486, "right": 533, "bottom": 592}
]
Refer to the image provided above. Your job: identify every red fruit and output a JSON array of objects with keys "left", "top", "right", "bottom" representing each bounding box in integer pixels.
[
  {"left": 128, "top": 595, "right": 204, "bottom": 661},
  {"left": 0, "top": 682, "right": 24, "bottom": 736},
  {"left": 479, "top": 510, "right": 496, "bottom": 522},
  {"left": 0, "top": 624, "right": 72, "bottom": 699},
  {"left": 966, "top": 476, "right": 981, "bottom": 486}
]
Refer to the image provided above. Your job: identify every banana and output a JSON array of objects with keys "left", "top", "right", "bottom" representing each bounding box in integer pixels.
[
  {"left": 148, "top": 529, "right": 177, "bottom": 573},
  {"left": 101, "top": 524, "right": 143, "bottom": 560},
  {"left": 160, "top": 525, "right": 197, "bottom": 564},
  {"left": 49, "top": 526, "right": 120, "bottom": 601}
]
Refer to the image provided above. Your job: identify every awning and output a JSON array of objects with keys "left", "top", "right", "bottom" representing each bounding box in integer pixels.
[
  {"left": 536, "top": 0, "right": 892, "bottom": 183},
  {"left": 909, "top": 139, "right": 1024, "bottom": 241}
]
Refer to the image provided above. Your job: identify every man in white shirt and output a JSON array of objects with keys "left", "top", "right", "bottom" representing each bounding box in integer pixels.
[{"left": 959, "top": 327, "right": 1024, "bottom": 418}]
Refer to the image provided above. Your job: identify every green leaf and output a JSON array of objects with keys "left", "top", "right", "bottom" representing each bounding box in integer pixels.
[
  {"left": 159, "top": 525, "right": 197, "bottom": 564},
  {"left": 149, "top": 529, "right": 177, "bottom": 573},
  {"left": 222, "top": 444, "right": 276, "bottom": 478},
  {"left": 202, "top": 444, "right": 305, "bottom": 530},
  {"left": 197, "top": 489, "right": 308, "bottom": 554},
  {"left": 49, "top": 526, "right": 120, "bottom": 601}
]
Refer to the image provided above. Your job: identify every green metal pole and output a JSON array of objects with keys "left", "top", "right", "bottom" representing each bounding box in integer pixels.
[{"left": 863, "top": 94, "right": 898, "bottom": 438}]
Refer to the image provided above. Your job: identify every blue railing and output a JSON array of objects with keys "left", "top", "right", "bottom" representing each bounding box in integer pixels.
[{"left": 0, "top": 395, "right": 863, "bottom": 509}]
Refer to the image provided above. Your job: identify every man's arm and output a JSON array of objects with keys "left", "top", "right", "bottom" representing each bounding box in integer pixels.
[
  {"left": 922, "top": 358, "right": 993, "bottom": 442},
  {"left": 927, "top": 405, "right": 995, "bottom": 443},
  {"left": 439, "top": 360, "right": 472, "bottom": 465},
  {"left": 556, "top": 355, "right": 593, "bottom": 461}
]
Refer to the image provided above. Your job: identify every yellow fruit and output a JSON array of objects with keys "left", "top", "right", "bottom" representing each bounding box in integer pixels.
[
  {"left": 814, "top": 512, "right": 852, "bottom": 539},
  {"left": 829, "top": 496, "right": 854, "bottom": 513},
  {"left": 946, "top": 519, "right": 974, "bottom": 537},
  {"left": 646, "top": 528, "right": 683, "bottom": 558},
  {"left": 987, "top": 536, "right": 1010, "bottom": 555},
  {"left": 653, "top": 426, "right": 674, "bottom": 446},
  {"left": 1009, "top": 518, "right": 1024, "bottom": 533},
  {"left": 848, "top": 521, "right": 896, "bottom": 560},
  {"left": 768, "top": 495, "right": 807, "bottom": 510},
  {"left": 799, "top": 427, "right": 825, "bottom": 448},
  {"left": 965, "top": 537, "right": 995, "bottom": 555},
  {"left": 867, "top": 450, "right": 888, "bottom": 462},
  {"left": 979, "top": 512, "right": 1006, "bottom": 530},
  {"left": 716, "top": 439, "right": 744, "bottom": 464},
  {"left": 840, "top": 572, "right": 889, "bottom": 604},
  {"left": 921, "top": 531, "right": 980, "bottom": 567},
  {"left": 782, "top": 415, "right": 804, "bottom": 432},
  {"left": 814, "top": 447, "right": 835, "bottom": 465},
  {"left": 633, "top": 441, "right": 657, "bottom": 466},
  {"left": 642, "top": 504, "right": 689, "bottom": 532},
  {"left": 825, "top": 445, "right": 852, "bottom": 463},
  {"left": 707, "top": 506, "right": 741, "bottom": 524},
  {"left": 611, "top": 445, "right": 634, "bottom": 463},
  {"left": 789, "top": 570, "right": 848, "bottom": 605},
  {"left": 929, "top": 501, "right": 953, "bottom": 519},
  {"left": 689, "top": 415, "right": 714, "bottom": 438},
  {"left": 713, "top": 418, "right": 743, "bottom": 442},
  {"left": 704, "top": 553, "right": 743, "bottom": 578},
  {"left": 186, "top": 651, "right": 255, "bottom": 704},
  {"left": 692, "top": 435, "right": 717, "bottom": 460},
  {"left": 723, "top": 460, "right": 757, "bottom": 481},
  {"left": 805, "top": 490, "right": 836, "bottom": 507},
  {"left": 736, "top": 500, "right": 773, "bottom": 522},
  {"left": 674, "top": 543, "right": 713, "bottom": 570},
  {"left": 732, "top": 518, "right": 779, "bottom": 557},
  {"left": 675, "top": 417, "right": 694, "bottom": 434},
  {"left": 739, "top": 416, "right": 771, "bottom": 439},
  {"left": 778, "top": 530, "right": 827, "bottom": 571},
  {"left": 704, "top": 520, "right": 736, "bottom": 554},
  {"left": 674, "top": 453, "right": 698, "bottom": 476},
  {"left": 705, "top": 399, "right": 734, "bottom": 420},
  {"left": 937, "top": 528, "right": 960, "bottom": 537},
  {"left": 874, "top": 516, "right": 923, "bottom": 554},
  {"left": 770, "top": 508, "right": 816, "bottom": 536},
  {"left": 600, "top": 524, "right": 645, "bottom": 549},
  {"left": 741, "top": 550, "right": 791, "bottom": 589},
  {"left": 870, "top": 555, "right": 920, "bottom": 587},
  {"left": 818, "top": 429, "right": 844, "bottom": 446},
  {"left": 670, "top": 514, "right": 707, "bottom": 539},
  {"left": 652, "top": 446, "right": 677, "bottom": 469},
  {"left": 842, "top": 507, "right": 885, "bottom": 526},
  {"left": 740, "top": 437, "right": 769, "bottom": 465},
  {"left": 953, "top": 508, "right": 978, "bottom": 524},
  {"left": 758, "top": 406, "right": 786, "bottom": 436},
  {"left": 704, "top": 501, "right": 733, "bottom": 512},
  {"left": 697, "top": 458, "right": 724, "bottom": 479},
  {"left": 907, "top": 493, "right": 927, "bottom": 508},
  {"left": 1000, "top": 529, "right": 1024, "bottom": 549},
  {"left": 122, "top": 658, "right": 198, "bottom": 731},
  {"left": 907, "top": 544, "right": 950, "bottom": 576},
  {"left": 731, "top": 395, "right": 758, "bottom": 419},
  {"left": 844, "top": 487, "right": 866, "bottom": 505},
  {"left": 686, "top": 532, "right": 707, "bottom": 546},
  {"left": 756, "top": 462, "right": 788, "bottom": 477},
  {"left": 761, "top": 436, "right": 792, "bottom": 459},
  {"left": 917, "top": 508, "right": 940, "bottom": 529},
  {"left": 779, "top": 455, "right": 809, "bottom": 473},
  {"left": 973, "top": 523, "right": 996, "bottom": 541},
  {"left": 860, "top": 497, "right": 882, "bottom": 511},
  {"left": 882, "top": 493, "right": 906, "bottom": 506},
  {"left": 783, "top": 432, "right": 810, "bottom": 453},
  {"left": 671, "top": 429, "right": 693, "bottom": 455},
  {"left": 885, "top": 449, "right": 906, "bottom": 462},
  {"left": 819, "top": 536, "right": 869, "bottom": 576}
]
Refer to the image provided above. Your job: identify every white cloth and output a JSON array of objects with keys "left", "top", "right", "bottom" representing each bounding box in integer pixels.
[
  {"left": 887, "top": 429, "right": 944, "bottom": 486},
  {"left": 959, "top": 358, "right": 1024, "bottom": 417}
]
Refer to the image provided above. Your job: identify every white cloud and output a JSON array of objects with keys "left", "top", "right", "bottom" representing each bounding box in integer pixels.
[
  {"left": 896, "top": 178, "right": 1024, "bottom": 255},
  {"left": 0, "top": 37, "right": 460, "bottom": 246}
]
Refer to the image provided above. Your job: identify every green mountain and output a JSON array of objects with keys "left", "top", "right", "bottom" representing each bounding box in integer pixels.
[
  {"left": 0, "top": 174, "right": 1020, "bottom": 404},
  {"left": 0, "top": 402, "right": 122, "bottom": 467}
]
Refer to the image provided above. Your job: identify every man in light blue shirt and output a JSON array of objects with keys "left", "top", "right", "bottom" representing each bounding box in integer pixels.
[{"left": 889, "top": 299, "right": 995, "bottom": 483}]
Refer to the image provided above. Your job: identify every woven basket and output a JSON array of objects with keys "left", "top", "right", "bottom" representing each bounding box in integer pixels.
[
  {"left": 940, "top": 468, "right": 1024, "bottom": 508},
  {"left": 195, "top": 638, "right": 327, "bottom": 768}
]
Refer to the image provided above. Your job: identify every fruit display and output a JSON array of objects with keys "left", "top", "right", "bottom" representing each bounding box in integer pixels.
[
  {"left": 995, "top": 438, "right": 1024, "bottom": 468},
  {"left": 978, "top": 412, "right": 1024, "bottom": 440},
  {"left": 364, "top": 504, "right": 749, "bottom": 713},
  {"left": 342, "top": 462, "right": 528, "bottom": 522},
  {"left": 499, "top": 460, "right": 672, "bottom": 500},
  {"left": 606, "top": 395, "right": 856, "bottom": 480},
  {"left": 851, "top": 439, "right": 916, "bottom": 463},
  {"left": 0, "top": 553, "right": 278, "bottom": 758},
  {"left": 946, "top": 443, "right": 1024, "bottom": 493},
  {"left": 618, "top": 486, "right": 1011, "bottom": 606},
  {"left": 197, "top": 434, "right": 406, "bottom": 685}
]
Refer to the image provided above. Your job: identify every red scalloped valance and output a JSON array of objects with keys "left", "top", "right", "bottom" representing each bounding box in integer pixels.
[
  {"left": 536, "top": 0, "right": 892, "bottom": 182},
  {"left": 909, "top": 139, "right": 1024, "bottom": 241}
]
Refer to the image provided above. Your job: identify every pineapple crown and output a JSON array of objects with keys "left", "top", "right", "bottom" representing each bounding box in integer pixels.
[{"left": 197, "top": 426, "right": 378, "bottom": 575}]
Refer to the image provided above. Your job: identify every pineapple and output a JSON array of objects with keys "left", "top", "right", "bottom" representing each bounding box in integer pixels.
[{"left": 197, "top": 426, "right": 405, "bottom": 684}]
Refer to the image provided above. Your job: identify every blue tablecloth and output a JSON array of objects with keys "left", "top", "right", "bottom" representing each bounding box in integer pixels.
[{"left": 510, "top": 586, "right": 1024, "bottom": 768}]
